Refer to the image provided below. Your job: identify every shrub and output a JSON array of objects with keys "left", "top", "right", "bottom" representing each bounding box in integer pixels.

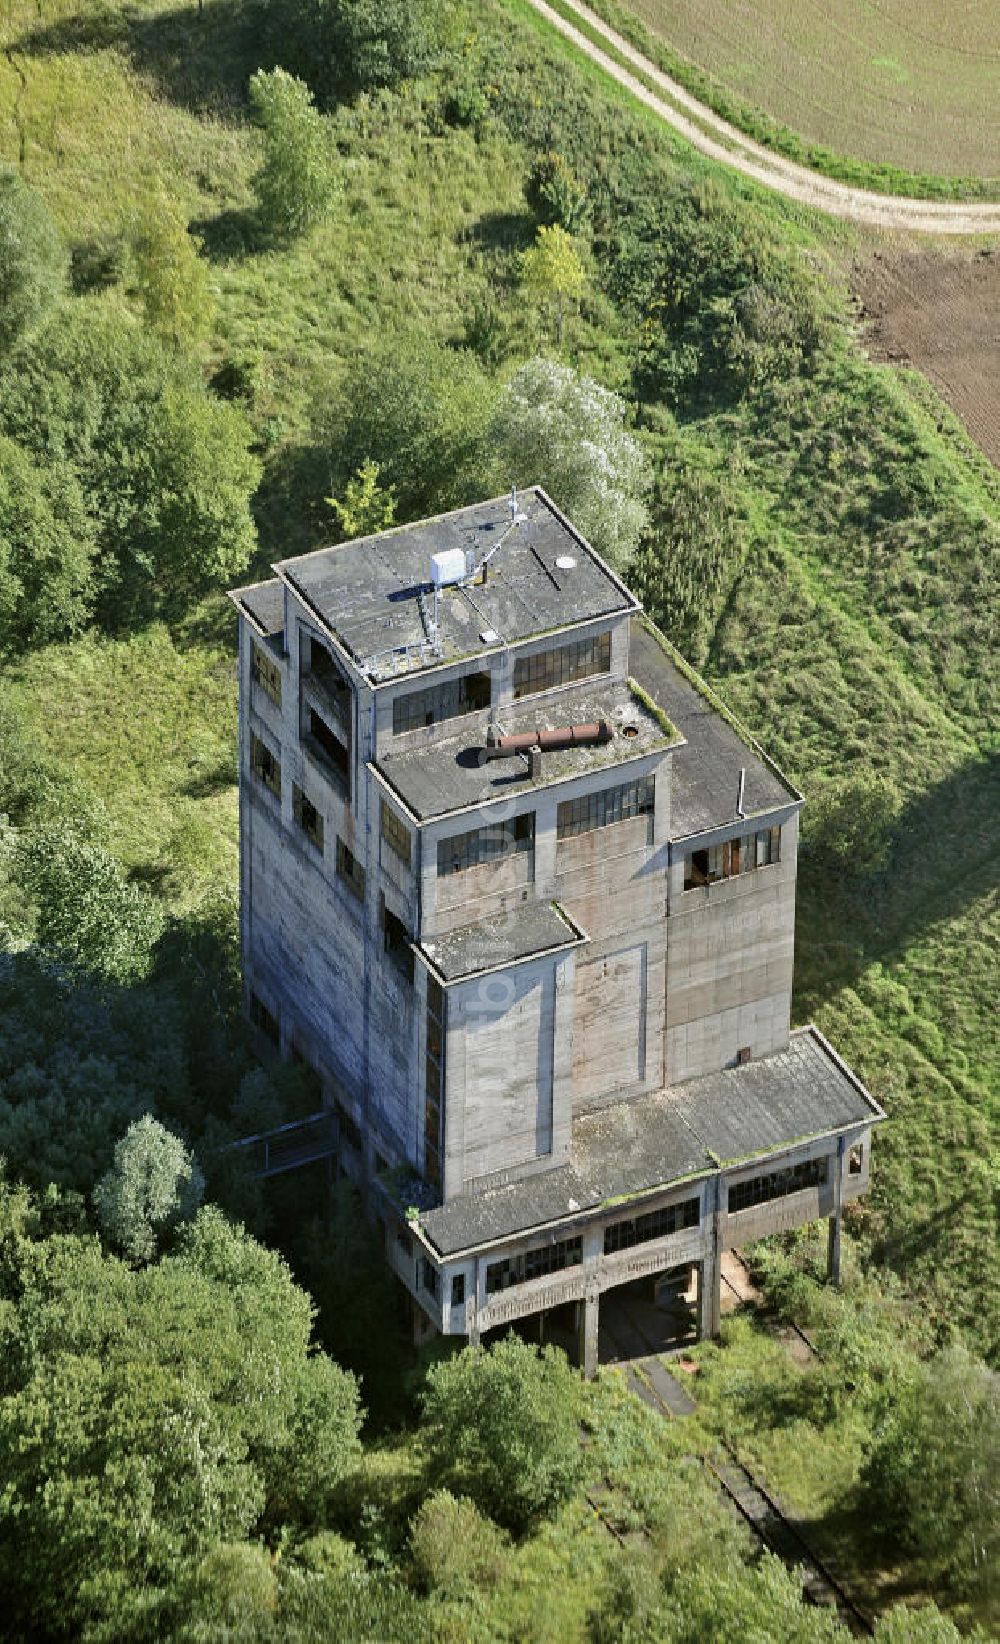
[
  {"left": 249, "top": 67, "right": 337, "bottom": 239},
  {"left": 94, "top": 1115, "right": 204, "bottom": 1264},
  {"left": 420, "top": 1335, "right": 583, "bottom": 1534},
  {"left": 409, "top": 1490, "right": 508, "bottom": 1596},
  {"left": 0, "top": 170, "right": 65, "bottom": 353}
]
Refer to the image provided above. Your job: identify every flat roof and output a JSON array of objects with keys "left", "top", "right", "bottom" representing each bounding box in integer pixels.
[
  {"left": 419, "top": 902, "right": 587, "bottom": 984},
  {"left": 417, "top": 1027, "right": 883, "bottom": 1258},
  {"left": 274, "top": 490, "right": 638, "bottom": 683},
  {"left": 230, "top": 578, "right": 284, "bottom": 639},
  {"left": 628, "top": 618, "right": 800, "bottom": 838},
  {"left": 376, "top": 676, "right": 681, "bottom": 822}
]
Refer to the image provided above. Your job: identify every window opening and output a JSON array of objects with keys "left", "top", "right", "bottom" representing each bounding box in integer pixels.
[
  {"left": 513, "top": 631, "right": 611, "bottom": 699},
  {"left": 308, "top": 707, "right": 350, "bottom": 796},
  {"left": 421, "top": 1259, "right": 439, "bottom": 1300},
  {"left": 728, "top": 1156, "right": 826, "bottom": 1214},
  {"left": 437, "top": 813, "right": 534, "bottom": 877},
  {"left": 604, "top": 1196, "right": 699, "bottom": 1256},
  {"left": 382, "top": 900, "right": 414, "bottom": 983},
  {"left": 684, "top": 825, "right": 781, "bottom": 889},
  {"left": 486, "top": 1237, "right": 582, "bottom": 1295},
  {"left": 250, "top": 732, "right": 281, "bottom": 800},
  {"left": 394, "top": 670, "right": 491, "bottom": 735},
  {"left": 380, "top": 799, "right": 412, "bottom": 867},
  {"left": 849, "top": 1144, "right": 864, "bottom": 1176},
  {"left": 557, "top": 776, "right": 654, "bottom": 840},
  {"left": 336, "top": 838, "right": 366, "bottom": 901},
  {"left": 451, "top": 1273, "right": 465, "bottom": 1308},
  {"left": 293, "top": 783, "right": 324, "bottom": 850},
  {"left": 250, "top": 992, "right": 279, "bottom": 1045},
  {"left": 251, "top": 640, "right": 282, "bottom": 707}
]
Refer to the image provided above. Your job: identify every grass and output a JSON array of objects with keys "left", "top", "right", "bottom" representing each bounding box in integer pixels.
[{"left": 574, "top": 0, "right": 1000, "bottom": 198}]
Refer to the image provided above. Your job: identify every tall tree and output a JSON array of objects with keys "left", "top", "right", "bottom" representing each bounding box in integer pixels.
[
  {"left": 0, "top": 170, "right": 65, "bottom": 353},
  {"left": 249, "top": 68, "right": 336, "bottom": 240}
]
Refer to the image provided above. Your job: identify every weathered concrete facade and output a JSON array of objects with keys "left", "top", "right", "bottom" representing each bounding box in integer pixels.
[{"left": 231, "top": 490, "right": 883, "bottom": 1367}]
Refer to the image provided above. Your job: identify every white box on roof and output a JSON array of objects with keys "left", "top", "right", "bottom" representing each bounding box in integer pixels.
[{"left": 430, "top": 548, "right": 467, "bottom": 588}]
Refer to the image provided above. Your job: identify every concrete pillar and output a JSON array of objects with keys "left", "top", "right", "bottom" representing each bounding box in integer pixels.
[
  {"left": 578, "top": 1288, "right": 600, "bottom": 1379},
  {"left": 698, "top": 1173, "right": 723, "bottom": 1339}
]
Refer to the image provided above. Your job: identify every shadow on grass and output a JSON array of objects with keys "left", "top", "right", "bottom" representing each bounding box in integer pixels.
[
  {"left": 12, "top": 0, "right": 270, "bottom": 117},
  {"left": 793, "top": 748, "right": 1000, "bottom": 1017},
  {"left": 464, "top": 209, "right": 537, "bottom": 254},
  {"left": 190, "top": 204, "right": 264, "bottom": 262}
]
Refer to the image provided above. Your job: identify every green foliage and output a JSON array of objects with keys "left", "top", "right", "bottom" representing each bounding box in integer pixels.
[
  {"left": 420, "top": 1335, "right": 583, "bottom": 1534},
  {"left": 0, "top": 299, "right": 260, "bottom": 613},
  {"left": 327, "top": 458, "right": 397, "bottom": 540},
  {"left": 0, "top": 434, "right": 94, "bottom": 653},
  {"left": 94, "top": 1115, "right": 204, "bottom": 1264},
  {"left": 526, "top": 150, "right": 589, "bottom": 231},
  {"left": 0, "top": 170, "right": 66, "bottom": 353},
  {"left": 489, "top": 357, "right": 651, "bottom": 567},
  {"left": 860, "top": 1345, "right": 1000, "bottom": 1602},
  {"left": 0, "top": 1190, "right": 361, "bottom": 1642},
  {"left": 329, "top": 333, "right": 496, "bottom": 519},
  {"left": 280, "top": 0, "right": 447, "bottom": 97},
  {"left": 592, "top": 1547, "right": 845, "bottom": 1643},
  {"left": 19, "top": 827, "right": 165, "bottom": 985},
  {"left": 409, "top": 1490, "right": 509, "bottom": 1596},
  {"left": 249, "top": 68, "right": 337, "bottom": 240},
  {"left": 521, "top": 222, "right": 587, "bottom": 343},
  {"left": 803, "top": 770, "right": 903, "bottom": 881},
  {"left": 130, "top": 189, "right": 213, "bottom": 349},
  {"left": 872, "top": 1604, "right": 967, "bottom": 1644}
]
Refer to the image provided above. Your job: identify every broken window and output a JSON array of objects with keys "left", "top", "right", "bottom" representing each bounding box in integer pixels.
[
  {"left": 421, "top": 1259, "right": 439, "bottom": 1300},
  {"left": 424, "top": 976, "right": 445, "bottom": 1189},
  {"left": 437, "top": 813, "right": 534, "bottom": 876},
  {"left": 556, "top": 776, "right": 654, "bottom": 840},
  {"left": 302, "top": 633, "right": 352, "bottom": 726},
  {"left": 250, "top": 991, "right": 279, "bottom": 1045},
  {"left": 251, "top": 640, "right": 282, "bottom": 707},
  {"left": 380, "top": 799, "right": 412, "bottom": 867},
  {"left": 308, "top": 707, "right": 350, "bottom": 797},
  {"left": 683, "top": 824, "right": 781, "bottom": 889},
  {"left": 849, "top": 1144, "right": 864, "bottom": 1176},
  {"left": 604, "top": 1196, "right": 699, "bottom": 1255},
  {"left": 336, "top": 837, "right": 366, "bottom": 902},
  {"left": 728, "top": 1156, "right": 826, "bottom": 1214},
  {"left": 485, "top": 1236, "right": 583, "bottom": 1295},
  {"left": 513, "top": 631, "right": 612, "bottom": 699},
  {"left": 382, "top": 899, "right": 414, "bottom": 983},
  {"left": 451, "top": 1272, "right": 465, "bottom": 1308},
  {"left": 293, "top": 783, "right": 324, "bottom": 850},
  {"left": 250, "top": 731, "right": 281, "bottom": 800},
  {"left": 393, "top": 670, "right": 491, "bottom": 735}
]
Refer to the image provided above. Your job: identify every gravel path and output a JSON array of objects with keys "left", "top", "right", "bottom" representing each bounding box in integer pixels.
[{"left": 525, "top": 0, "right": 1000, "bottom": 236}]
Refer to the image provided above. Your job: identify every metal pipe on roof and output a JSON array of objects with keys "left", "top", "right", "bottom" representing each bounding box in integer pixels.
[{"left": 478, "top": 721, "right": 613, "bottom": 764}]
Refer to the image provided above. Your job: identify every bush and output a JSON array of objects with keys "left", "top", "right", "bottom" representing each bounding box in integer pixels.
[
  {"left": 409, "top": 1491, "right": 508, "bottom": 1596},
  {"left": 0, "top": 170, "right": 65, "bottom": 353},
  {"left": 489, "top": 358, "right": 650, "bottom": 568},
  {"left": 249, "top": 68, "right": 336, "bottom": 240},
  {"left": 420, "top": 1335, "right": 583, "bottom": 1534},
  {"left": 94, "top": 1115, "right": 204, "bottom": 1264},
  {"left": 130, "top": 190, "right": 213, "bottom": 349},
  {"left": 0, "top": 436, "right": 95, "bottom": 653},
  {"left": 278, "top": 0, "right": 446, "bottom": 98}
]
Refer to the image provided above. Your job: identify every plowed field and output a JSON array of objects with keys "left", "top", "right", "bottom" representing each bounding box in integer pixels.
[
  {"left": 623, "top": 0, "right": 999, "bottom": 180},
  {"left": 853, "top": 250, "right": 1000, "bottom": 469}
]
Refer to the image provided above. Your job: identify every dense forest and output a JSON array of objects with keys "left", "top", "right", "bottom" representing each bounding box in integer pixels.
[{"left": 0, "top": 0, "right": 997, "bottom": 1638}]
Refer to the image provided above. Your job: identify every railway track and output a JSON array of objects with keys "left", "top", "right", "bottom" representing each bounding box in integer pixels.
[{"left": 720, "top": 1263, "right": 822, "bottom": 1361}]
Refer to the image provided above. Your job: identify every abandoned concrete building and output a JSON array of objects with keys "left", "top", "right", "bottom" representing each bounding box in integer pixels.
[{"left": 230, "top": 487, "right": 883, "bottom": 1374}]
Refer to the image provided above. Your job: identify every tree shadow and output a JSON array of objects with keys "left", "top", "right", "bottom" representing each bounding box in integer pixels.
[
  {"left": 190, "top": 204, "right": 263, "bottom": 263},
  {"left": 463, "top": 210, "right": 537, "bottom": 255},
  {"left": 793, "top": 748, "right": 1000, "bottom": 1016},
  {"left": 12, "top": 0, "right": 271, "bottom": 118}
]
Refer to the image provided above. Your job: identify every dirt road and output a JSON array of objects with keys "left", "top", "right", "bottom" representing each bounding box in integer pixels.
[{"left": 525, "top": 0, "right": 1000, "bottom": 235}]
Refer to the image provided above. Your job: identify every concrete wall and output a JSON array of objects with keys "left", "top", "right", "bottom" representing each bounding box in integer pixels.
[{"left": 664, "top": 810, "right": 798, "bottom": 1084}]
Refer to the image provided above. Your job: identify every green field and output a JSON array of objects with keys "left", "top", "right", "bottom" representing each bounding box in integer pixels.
[{"left": 617, "top": 0, "right": 1000, "bottom": 182}]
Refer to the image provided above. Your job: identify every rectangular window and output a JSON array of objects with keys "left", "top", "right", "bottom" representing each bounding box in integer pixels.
[
  {"left": 251, "top": 640, "right": 282, "bottom": 707},
  {"left": 393, "top": 670, "right": 491, "bottom": 735},
  {"left": 293, "top": 783, "right": 324, "bottom": 850},
  {"left": 308, "top": 707, "right": 350, "bottom": 796},
  {"left": 556, "top": 776, "right": 654, "bottom": 840},
  {"left": 303, "top": 634, "right": 352, "bottom": 729},
  {"left": 728, "top": 1156, "right": 827, "bottom": 1214},
  {"left": 421, "top": 1259, "right": 439, "bottom": 1300},
  {"left": 684, "top": 825, "right": 781, "bottom": 889},
  {"left": 250, "top": 991, "right": 279, "bottom": 1045},
  {"left": 604, "top": 1196, "right": 699, "bottom": 1256},
  {"left": 336, "top": 838, "right": 366, "bottom": 902},
  {"left": 513, "top": 631, "right": 612, "bottom": 699},
  {"left": 424, "top": 976, "right": 445, "bottom": 1189},
  {"left": 250, "top": 731, "right": 281, "bottom": 800},
  {"left": 486, "top": 1237, "right": 583, "bottom": 1295},
  {"left": 849, "top": 1144, "right": 864, "bottom": 1176},
  {"left": 382, "top": 900, "right": 414, "bottom": 983},
  {"left": 451, "top": 1273, "right": 465, "bottom": 1308},
  {"left": 380, "top": 799, "right": 412, "bottom": 867},
  {"left": 437, "top": 813, "right": 534, "bottom": 877}
]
